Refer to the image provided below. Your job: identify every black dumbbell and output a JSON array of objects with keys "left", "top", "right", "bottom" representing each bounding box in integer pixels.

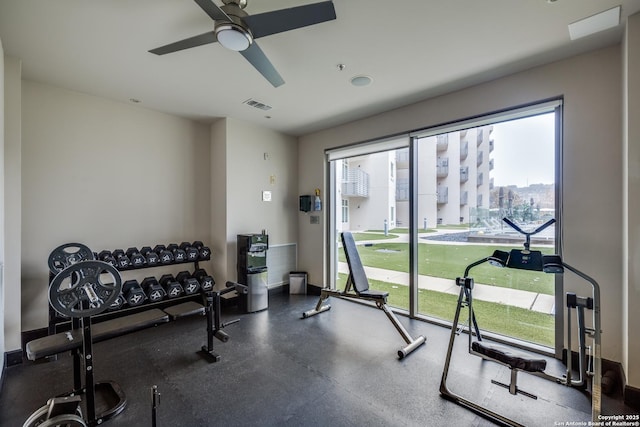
[
  {"left": 193, "top": 268, "right": 215, "bottom": 292},
  {"left": 112, "top": 249, "right": 131, "bottom": 269},
  {"left": 141, "top": 277, "right": 166, "bottom": 302},
  {"left": 176, "top": 271, "right": 201, "bottom": 295},
  {"left": 154, "top": 245, "right": 174, "bottom": 265},
  {"left": 192, "top": 241, "right": 211, "bottom": 260},
  {"left": 108, "top": 293, "right": 126, "bottom": 311},
  {"left": 123, "top": 279, "right": 146, "bottom": 306},
  {"left": 126, "top": 247, "right": 146, "bottom": 268},
  {"left": 167, "top": 243, "right": 187, "bottom": 263},
  {"left": 98, "top": 250, "right": 117, "bottom": 268},
  {"left": 140, "top": 246, "right": 160, "bottom": 266},
  {"left": 179, "top": 242, "right": 200, "bottom": 262},
  {"left": 159, "top": 274, "right": 183, "bottom": 298}
]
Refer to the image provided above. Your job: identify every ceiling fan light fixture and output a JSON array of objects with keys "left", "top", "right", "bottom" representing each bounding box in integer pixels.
[{"left": 216, "top": 22, "right": 253, "bottom": 51}]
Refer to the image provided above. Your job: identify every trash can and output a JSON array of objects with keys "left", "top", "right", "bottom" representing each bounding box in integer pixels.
[
  {"left": 289, "top": 271, "right": 307, "bottom": 295},
  {"left": 245, "top": 269, "right": 268, "bottom": 312}
]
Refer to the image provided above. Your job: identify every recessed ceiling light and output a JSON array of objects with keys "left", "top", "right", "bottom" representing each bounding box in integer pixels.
[
  {"left": 568, "top": 6, "right": 620, "bottom": 40},
  {"left": 351, "top": 75, "right": 373, "bottom": 87}
]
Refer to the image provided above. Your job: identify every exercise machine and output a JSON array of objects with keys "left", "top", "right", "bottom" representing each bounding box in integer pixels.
[
  {"left": 199, "top": 281, "right": 248, "bottom": 362},
  {"left": 24, "top": 260, "right": 128, "bottom": 427},
  {"left": 439, "top": 218, "right": 602, "bottom": 426},
  {"left": 302, "top": 231, "right": 426, "bottom": 359}
]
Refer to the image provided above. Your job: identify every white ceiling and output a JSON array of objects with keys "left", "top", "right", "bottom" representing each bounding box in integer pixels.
[{"left": 1, "top": 0, "right": 639, "bottom": 136}]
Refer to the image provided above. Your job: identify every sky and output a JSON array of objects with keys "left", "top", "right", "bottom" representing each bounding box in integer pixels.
[{"left": 490, "top": 113, "right": 555, "bottom": 188}]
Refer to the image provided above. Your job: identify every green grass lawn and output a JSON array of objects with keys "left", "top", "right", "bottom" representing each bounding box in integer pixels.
[
  {"left": 349, "top": 232, "right": 399, "bottom": 241},
  {"left": 339, "top": 242, "right": 555, "bottom": 295},
  {"left": 366, "top": 228, "right": 438, "bottom": 234},
  {"left": 337, "top": 274, "right": 554, "bottom": 347}
]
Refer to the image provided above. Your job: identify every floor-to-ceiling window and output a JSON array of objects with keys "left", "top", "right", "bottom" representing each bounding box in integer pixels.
[
  {"left": 328, "top": 137, "right": 411, "bottom": 312},
  {"left": 327, "top": 100, "right": 562, "bottom": 351}
]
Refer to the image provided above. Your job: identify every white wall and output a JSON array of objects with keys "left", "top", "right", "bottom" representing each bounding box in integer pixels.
[
  {"left": 0, "top": 37, "right": 5, "bottom": 373},
  {"left": 20, "top": 82, "right": 211, "bottom": 331},
  {"left": 3, "top": 54, "right": 20, "bottom": 353},
  {"left": 224, "top": 118, "right": 298, "bottom": 283},
  {"left": 209, "top": 119, "right": 228, "bottom": 288},
  {"left": 623, "top": 12, "right": 640, "bottom": 389},
  {"left": 298, "top": 46, "right": 625, "bottom": 367}
]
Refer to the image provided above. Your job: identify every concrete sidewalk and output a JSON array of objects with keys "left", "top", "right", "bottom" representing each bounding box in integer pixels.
[{"left": 337, "top": 262, "right": 556, "bottom": 315}]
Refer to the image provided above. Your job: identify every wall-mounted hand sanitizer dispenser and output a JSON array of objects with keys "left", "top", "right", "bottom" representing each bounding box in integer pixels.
[{"left": 299, "top": 195, "right": 312, "bottom": 212}]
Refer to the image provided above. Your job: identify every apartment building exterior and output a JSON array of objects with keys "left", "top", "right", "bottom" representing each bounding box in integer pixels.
[{"left": 337, "top": 126, "right": 494, "bottom": 231}]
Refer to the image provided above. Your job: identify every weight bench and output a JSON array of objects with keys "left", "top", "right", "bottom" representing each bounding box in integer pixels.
[
  {"left": 26, "top": 308, "right": 170, "bottom": 361},
  {"left": 302, "top": 231, "right": 426, "bottom": 359}
]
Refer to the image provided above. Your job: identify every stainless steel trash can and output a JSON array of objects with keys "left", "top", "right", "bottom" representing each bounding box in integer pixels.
[
  {"left": 289, "top": 271, "right": 307, "bottom": 295},
  {"left": 245, "top": 270, "right": 268, "bottom": 312}
]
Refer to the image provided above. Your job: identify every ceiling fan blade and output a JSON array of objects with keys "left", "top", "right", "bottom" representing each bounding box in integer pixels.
[
  {"left": 244, "top": 1, "right": 336, "bottom": 39},
  {"left": 149, "top": 31, "right": 217, "bottom": 55},
  {"left": 240, "top": 42, "right": 285, "bottom": 87},
  {"left": 193, "top": 0, "right": 232, "bottom": 22}
]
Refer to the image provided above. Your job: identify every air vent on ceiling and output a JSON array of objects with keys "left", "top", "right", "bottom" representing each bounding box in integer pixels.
[{"left": 243, "top": 98, "right": 272, "bottom": 111}]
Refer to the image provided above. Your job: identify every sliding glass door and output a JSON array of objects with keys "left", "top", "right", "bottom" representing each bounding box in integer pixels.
[
  {"left": 329, "top": 137, "right": 412, "bottom": 312},
  {"left": 327, "top": 100, "right": 561, "bottom": 350}
]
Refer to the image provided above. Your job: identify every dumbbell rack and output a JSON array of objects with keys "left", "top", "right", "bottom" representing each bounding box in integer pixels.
[{"left": 47, "top": 242, "right": 213, "bottom": 337}]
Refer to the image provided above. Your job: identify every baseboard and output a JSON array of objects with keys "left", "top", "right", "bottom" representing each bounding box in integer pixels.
[
  {"left": 625, "top": 384, "right": 640, "bottom": 411},
  {"left": 5, "top": 349, "right": 23, "bottom": 367},
  {"left": 307, "top": 283, "right": 322, "bottom": 296}
]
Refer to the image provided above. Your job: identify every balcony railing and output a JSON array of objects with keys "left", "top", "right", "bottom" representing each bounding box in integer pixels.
[
  {"left": 460, "top": 166, "right": 469, "bottom": 183},
  {"left": 437, "top": 187, "right": 448, "bottom": 204},
  {"left": 342, "top": 168, "right": 370, "bottom": 197},
  {"left": 460, "top": 191, "right": 468, "bottom": 205},
  {"left": 460, "top": 141, "right": 468, "bottom": 160},
  {"left": 437, "top": 158, "right": 449, "bottom": 178},
  {"left": 436, "top": 135, "right": 449, "bottom": 151},
  {"left": 396, "top": 178, "right": 409, "bottom": 201}
]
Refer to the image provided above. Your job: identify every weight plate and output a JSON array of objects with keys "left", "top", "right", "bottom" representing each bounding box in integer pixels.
[
  {"left": 22, "top": 405, "right": 86, "bottom": 427},
  {"left": 40, "top": 413, "right": 87, "bottom": 427},
  {"left": 22, "top": 404, "right": 49, "bottom": 427},
  {"left": 48, "top": 243, "right": 95, "bottom": 275},
  {"left": 49, "top": 261, "right": 122, "bottom": 318}
]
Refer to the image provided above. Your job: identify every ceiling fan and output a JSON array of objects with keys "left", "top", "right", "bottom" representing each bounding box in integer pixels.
[{"left": 149, "top": 0, "right": 336, "bottom": 87}]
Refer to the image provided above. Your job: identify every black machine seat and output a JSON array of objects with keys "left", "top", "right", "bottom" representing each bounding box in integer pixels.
[
  {"left": 472, "top": 340, "right": 547, "bottom": 372},
  {"left": 26, "top": 309, "right": 169, "bottom": 361},
  {"left": 341, "top": 232, "right": 388, "bottom": 301}
]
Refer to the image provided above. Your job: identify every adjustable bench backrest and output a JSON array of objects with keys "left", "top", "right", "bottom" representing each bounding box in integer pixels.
[{"left": 341, "top": 232, "right": 371, "bottom": 295}]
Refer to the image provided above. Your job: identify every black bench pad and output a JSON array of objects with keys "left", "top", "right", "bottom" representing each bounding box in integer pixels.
[
  {"left": 472, "top": 341, "right": 547, "bottom": 372},
  {"left": 163, "top": 301, "right": 205, "bottom": 320},
  {"left": 26, "top": 309, "right": 169, "bottom": 361},
  {"left": 358, "top": 289, "right": 389, "bottom": 300}
]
